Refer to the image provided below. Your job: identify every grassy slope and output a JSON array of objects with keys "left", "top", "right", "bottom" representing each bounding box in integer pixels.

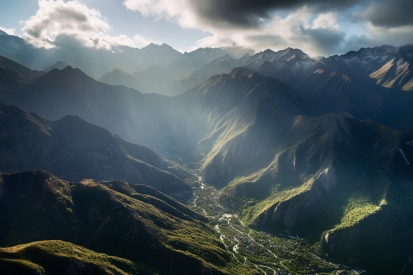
[
  {"left": 0, "top": 240, "right": 164, "bottom": 275},
  {"left": 0, "top": 171, "right": 257, "bottom": 275}
]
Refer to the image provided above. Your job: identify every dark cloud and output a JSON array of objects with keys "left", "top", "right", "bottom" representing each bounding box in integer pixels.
[
  {"left": 360, "top": 0, "right": 413, "bottom": 28},
  {"left": 300, "top": 27, "right": 346, "bottom": 55},
  {"left": 188, "top": 0, "right": 361, "bottom": 28}
]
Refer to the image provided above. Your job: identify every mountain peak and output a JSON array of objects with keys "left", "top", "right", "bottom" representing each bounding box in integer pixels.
[
  {"left": 36, "top": 65, "right": 92, "bottom": 86},
  {"left": 143, "top": 43, "right": 175, "bottom": 51},
  {"left": 44, "top": 61, "right": 70, "bottom": 72},
  {"left": 0, "top": 29, "right": 9, "bottom": 36},
  {"left": 263, "top": 49, "right": 276, "bottom": 54}
]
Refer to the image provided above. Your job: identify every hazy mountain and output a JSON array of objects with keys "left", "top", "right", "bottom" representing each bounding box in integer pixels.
[
  {"left": 0, "top": 65, "right": 190, "bottom": 155},
  {"left": 0, "top": 171, "right": 254, "bottom": 275},
  {"left": 0, "top": 103, "right": 192, "bottom": 199},
  {"left": 167, "top": 54, "right": 251, "bottom": 96},
  {"left": 220, "top": 46, "right": 255, "bottom": 58},
  {"left": 0, "top": 33, "right": 232, "bottom": 83},
  {"left": 43, "top": 61, "right": 70, "bottom": 72},
  {"left": 98, "top": 67, "right": 140, "bottom": 89},
  {"left": 0, "top": 55, "right": 44, "bottom": 88},
  {"left": 130, "top": 43, "right": 182, "bottom": 73}
]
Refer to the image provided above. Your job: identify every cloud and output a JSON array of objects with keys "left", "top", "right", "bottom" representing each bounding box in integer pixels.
[
  {"left": 359, "top": 0, "right": 413, "bottom": 28},
  {"left": 124, "top": 0, "right": 413, "bottom": 56},
  {"left": 124, "top": 0, "right": 359, "bottom": 30},
  {"left": 0, "top": 27, "right": 16, "bottom": 35},
  {"left": 22, "top": 0, "right": 108, "bottom": 48},
  {"left": 21, "top": 0, "right": 153, "bottom": 50},
  {"left": 194, "top": 8, "right": 345, "bottom": 56}
]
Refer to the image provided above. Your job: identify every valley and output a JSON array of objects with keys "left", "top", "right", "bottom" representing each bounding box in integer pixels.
[{"left": 190, "top": 173, "right": 364, "bottom": 275}]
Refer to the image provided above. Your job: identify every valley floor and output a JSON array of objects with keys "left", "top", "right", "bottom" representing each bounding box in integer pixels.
[{"left": 190, "top": 173, "right": 366, "bottom": 275}]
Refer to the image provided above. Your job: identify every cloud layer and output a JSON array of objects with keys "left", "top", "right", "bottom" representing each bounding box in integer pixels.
[
  {"left": 124, "top": 0, "right": 413, "bottom": 56},
  {"left": 22, "top": 0, "right": 154, "bottom": 49}
]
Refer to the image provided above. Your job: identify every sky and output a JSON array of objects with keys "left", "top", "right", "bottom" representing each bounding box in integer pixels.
[{"left": 0, "top": 0, "right": 412, "bottom": 56}]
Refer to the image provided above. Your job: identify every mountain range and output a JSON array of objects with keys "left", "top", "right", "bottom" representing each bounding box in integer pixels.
[
  {"left": 0, "top": 103, "right": 191, "bottom": 200},
  {"left": 0, "top": 33, "right": 413, "bottom": 274}
]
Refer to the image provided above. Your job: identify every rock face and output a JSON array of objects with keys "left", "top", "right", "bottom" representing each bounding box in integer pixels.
[{"left": 0, "top": 103, "right": 192, "bottom": 199}]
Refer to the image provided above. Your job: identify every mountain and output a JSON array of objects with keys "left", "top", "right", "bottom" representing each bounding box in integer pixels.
[
  {"left": 174, "top": 67, "right": 307, "bottom": 183},
  {"left": 296, "top": 45, "right": 413, "bottom": 131},
  {"left": 107, "top": 47, "right": 231, "bottom": 95},
  {"left": 318, "top": 45, "right": 399, "bottom": 81},
  {"left": 220, "top": 46, "right": 255, "bottom": 59},
  {"left": 0, "top": 33, "right": 231, "bottom": 82},
  {"left": 0, "top": 30, "right": 8, "bottom": 36},
  {"left": 130, "top": 43, "right": 183, "bottom": 73},
  {"left": 218, "top": 112, "right": 413, "bottom": 274},
  {"left": 43, "top": 61, "right": 70, "bottom": 72},
  {"left": 0, "top": 240, "right": 160, "bottom": 275},
  {"left": 0, "top": 103, "right": 192, "bottom": 199},
  {"left": 0, "top": 64, "right": 188, "bottom": 155},
  {"left": 98, "top": 67, "right": 141, "bottom": 89},
  {"left": 0, "top": 55, "right": 44, "bottom": 88},
  {"left": 244, "top": 48, "right": 317, "bottom": 88},
  {"left": 0, "top": 171, "right": 254, "bottom": 275},
  {"left": 167, "top": 54, "right": 251, "bottom": 96},
  {"left": 369, "top": 45, "right": 413, "bottom": 91}
]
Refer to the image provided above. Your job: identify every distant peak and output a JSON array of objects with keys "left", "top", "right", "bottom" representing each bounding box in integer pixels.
[
  {"left": 143, "top": 43, "right": 174, "bottom": 50},
  {"left": 263, "top": 49, "right": 276, "bottom": 54},
  {"left": 44, "top": 61, "right": 71, "bottom": 72},
  {"left": 62, "top": 65, "right": 74, "bottom": 71},
  {"left": 0, "top": 29, "right": 9, "bottom": 36},
  {"left": 41, "top": 65, "right": 89, "bottom": 82}
]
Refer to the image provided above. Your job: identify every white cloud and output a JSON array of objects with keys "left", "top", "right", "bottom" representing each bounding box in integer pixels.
[
  {"left": 193, "top": 8, "right": 345, "bottom": 56},
  {"left": 123, "top": 0, "right": 208, "bottom": 30},
  {"left": 312, "top": 12, "right": 339, "bottom": 30},
  {"left": 0, "top": 26, "right": 16, "bottom": 35},
  {"left": 21, "top": 0, "right": 108, "bottom": 48},
  {"left": 21, "top": 0, "right": 154, "bottom": 50}
]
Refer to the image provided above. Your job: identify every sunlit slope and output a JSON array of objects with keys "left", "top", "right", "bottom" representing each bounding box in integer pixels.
[
  {"left": 218, "top": 114, "right": 413, "bottom": 274},
  {"left": 0, "top": 171, "right": 257, "bottom": 275},
  {"left": 0, "top": 240, "right": 164, "bottom": 275},
  {"left": 369, "top": 45, "right": 413, "bottom": 91}
]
